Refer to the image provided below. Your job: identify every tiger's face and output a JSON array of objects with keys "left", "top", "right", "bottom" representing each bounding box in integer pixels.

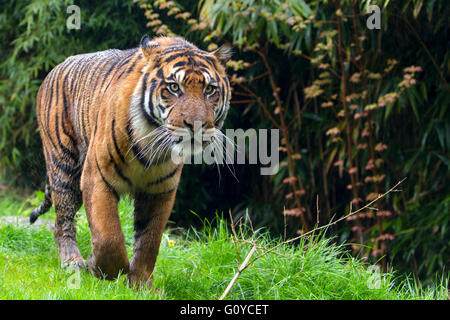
[{"left": 132, "top": 36, "right": 232, "bottom": 161}]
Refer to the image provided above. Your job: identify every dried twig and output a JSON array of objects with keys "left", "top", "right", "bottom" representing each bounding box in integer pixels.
[{"left": 219, "top": 244, "right": 257, "bottom": 300}]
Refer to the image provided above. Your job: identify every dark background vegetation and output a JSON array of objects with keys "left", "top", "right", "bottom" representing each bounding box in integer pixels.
[{"left": 0, "top": 0, "right": 448, "bottom": 286}]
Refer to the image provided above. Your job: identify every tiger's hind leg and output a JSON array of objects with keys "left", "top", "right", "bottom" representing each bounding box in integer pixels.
[
  {"left": 52, "top": 188, "right": 87, "bottom": 270},
  {"left": 47, "top": 153, "right": 87, "bottom": 271}
]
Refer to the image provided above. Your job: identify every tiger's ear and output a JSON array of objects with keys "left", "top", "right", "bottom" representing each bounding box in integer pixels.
[
  {"left": 212, "top": 43, "right": 233, "bottom": 66},
  {"left": 140, "top": 35, "right": 160, "bottom": 59}
]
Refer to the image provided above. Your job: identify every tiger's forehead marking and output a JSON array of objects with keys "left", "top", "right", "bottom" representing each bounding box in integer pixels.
[
  {"left": 164, "top": 62, "right": 212, "bottom": 87},
  {"left": 155, "top": 41, "right": 222, "bottom": 87}
]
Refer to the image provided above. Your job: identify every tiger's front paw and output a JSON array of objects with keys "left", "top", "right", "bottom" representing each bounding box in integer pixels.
[
  {"left": 62, "top": 258, "right": 89, "bottom": 272},
  {"left": 87, "top": 253, "right": 129, "bottom": 280}
]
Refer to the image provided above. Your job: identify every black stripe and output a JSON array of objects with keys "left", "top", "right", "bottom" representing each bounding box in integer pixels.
[
  {"left": 54, "top": 158, "right": 79, "bottom": 176},
  {"left": 61, "top": 92, "right": 78, "bottom": 147},
  {"left": 46, "top": 172, "right": 74, "bottom": 194},
  {"left": 79, "top": 100, "right": 89, "bottom": 146},
  {"left": 62, "top": 58, "right": 79, "bottom": 97},
  {"left": 68, "top": 57, "right": 88, "bottom": 95},
  {"left": 117, "top": 54, "right": 141, "bottom": 80},
  {"left": 197, "top": 76, "right": 205, "bottom": 85},
  {"left": 107, "top": 145, "right": 132, "bottom": 187},
  {"left": 45, "top": 69, "right": 58, "bottom": 138},
  {"left": 72, "top": 56, "right": 93, "bottom": 101},
  {"left": 166, "top": 106, "right": 175, "bottom": 118},
  {"left": 111, "top": 119, "right": 126, "bottom": 163},
  {"left": 163, "top": 51, "right": 215, "bottom": 66},
  {"left": 147, "top": 187, "right": 177, "bottom": 196},
  {"left": 183, "top": 68, "right": 193, "bottom": 78},
  {"left": 70, "top": 58, "right": 93, "bottom": 146},
  {"left": 134, "top": 218, "right": 149, "bottom": 234},
  {"left": 79, "top": 54, "right": 103, "bottom": 105},
  {"left": 143, "top": 78, "right": 160, "bottom": 127},
  {"left": 166, "top": 74, "right": 177, "bottom": 82},
  {"left": 148, "top": 79, "right": 159, "bottom": 119},
  {"left": 61, "top": 60, "right": 85, "bottom": 144},
  {"left": 95, "top": 156, "right": 119, "bottom": 200},
  {"left": 52, "top": 178, "right": 77, "bottom": 193},
  {"left": 103, "top": 55, "right": 134, "bottom": 93},
  {"left": 88, "top": 57, "right": 114, "bottom": 96},
  {"left": 162, "top": 46, "right": 205, "bottom": 56},
  {"left": 81, "top": 55, "right": 103, "bottom": 136},
  {"left": 187, "top": 56, "right": 196, "bottom": 67},
  {"left": 173, "top": 61, "right": 188, "bottom": 68},
  {"left": 158, "top": 103, "right": 166, "bottom": 112},
  {"left": 54, "top": 113, "right": 78, "bottom": 163},
  {"left": 92, "top": 107, "right": 99, "bottom": 138},
  {"left": 69, "top": 62, "right": 79, "bottom": 93},
  {"left": 98, "top": 58, "right": 122, "bottom": 92},
  {"left": 140, "top": 73, "right": 159, "bottom": 127},
  {"left": 78, "top": 55, "right": 97, "bottom": 98},
  {"left": 141, "top": 72, "right": 149, "bottom": 105},
  {"left": 148, "top": 165, "right": 181, "bottom": 186},
  {"left": 214, "top": 71, "right": 220, "bottom": 83},
  {"left": 126, "top": 121, "right": 149, "bottom": 168},
  {"left": 133, "top": 212, "right": 150, "bottom": 235},
  {"left": 156, "top": 68, "right": 164, "bottom": 79},
  {"left": 195, "top": 61, "right": 209, "bottom": 69}
]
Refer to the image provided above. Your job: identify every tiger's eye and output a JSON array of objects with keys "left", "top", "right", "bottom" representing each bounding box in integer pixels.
[
  {"left": 205, "top": 85, "right": 214, "bottom": 94},
  {"left": 168, "top": 83, "right": 179, "bottom": 93}
]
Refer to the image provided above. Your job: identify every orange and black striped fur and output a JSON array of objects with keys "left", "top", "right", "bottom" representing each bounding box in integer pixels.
[{"left": 31, "top": 35, "right": 232, "bottom": 287}]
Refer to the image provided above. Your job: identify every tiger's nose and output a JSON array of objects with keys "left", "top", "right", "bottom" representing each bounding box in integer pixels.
[{"left": 183, "top": 119, "right": 208, "bottom": 133}]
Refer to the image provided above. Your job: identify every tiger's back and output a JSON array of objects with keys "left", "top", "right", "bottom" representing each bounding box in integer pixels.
[{"left": 37, "top": 48, "right": 141, "bottom": 156}]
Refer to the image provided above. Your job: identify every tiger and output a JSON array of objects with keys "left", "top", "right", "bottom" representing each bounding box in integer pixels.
[{"left": 30, "top": 35, "right": 232, "bottom": 288}]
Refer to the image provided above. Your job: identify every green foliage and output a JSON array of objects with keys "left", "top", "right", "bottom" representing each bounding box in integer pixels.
[
  {"left": 0, "top": 0, "right": 148, "bottom": 186},
  {"left": 387, "top": 196, "right": 450, "bottom": 285},
  {"left": 0, "top": 195, "right": 447, "bottom": 299},
  {"left": 199, "top": 0, "right": 313, "bottom": 48}
]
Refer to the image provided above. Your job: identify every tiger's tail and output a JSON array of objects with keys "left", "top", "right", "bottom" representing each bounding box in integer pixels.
[{"left": 30, "top": 182, "right": 52, "bottom": 224}]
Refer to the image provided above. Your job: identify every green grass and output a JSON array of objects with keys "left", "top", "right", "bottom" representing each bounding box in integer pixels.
[{"left": 0, "top": 192, "right": 447, "bottom": 300}]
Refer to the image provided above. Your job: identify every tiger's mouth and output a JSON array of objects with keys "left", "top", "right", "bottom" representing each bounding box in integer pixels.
[
  {"left": 169, "top": 126, "right": 216, "bottom": 157},
  {"left": 132, "top": 123, "right": 223, "bottom": 166}
]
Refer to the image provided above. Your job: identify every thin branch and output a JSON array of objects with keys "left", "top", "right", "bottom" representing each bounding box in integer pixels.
[
  {"left": 230, "top": 99, "right": 257, "bottom": 104},
  {"left": 219, "top": 244, "right": 257, "bottom": 300},
  {"left": 244, "top": 71, "right": 269, "bottom": 82},
  {"left": 232, "top": 91, "right": 253, "bottom": 97},
  {"left": 235, "top": 82, "right": 280, "bottom": 129}
]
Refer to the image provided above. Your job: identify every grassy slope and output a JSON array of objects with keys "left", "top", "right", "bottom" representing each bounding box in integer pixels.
[{"left": 0, "top": 193, "right": 447, "bottom": 300}]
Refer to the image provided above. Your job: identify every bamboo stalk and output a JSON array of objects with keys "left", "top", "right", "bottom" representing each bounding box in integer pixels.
[
  {"left": 255, "top": 47, "right": 311, "bottom": 231},
  {"left": 334, "top": 1, "right": 364, "bottom": 248}
]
